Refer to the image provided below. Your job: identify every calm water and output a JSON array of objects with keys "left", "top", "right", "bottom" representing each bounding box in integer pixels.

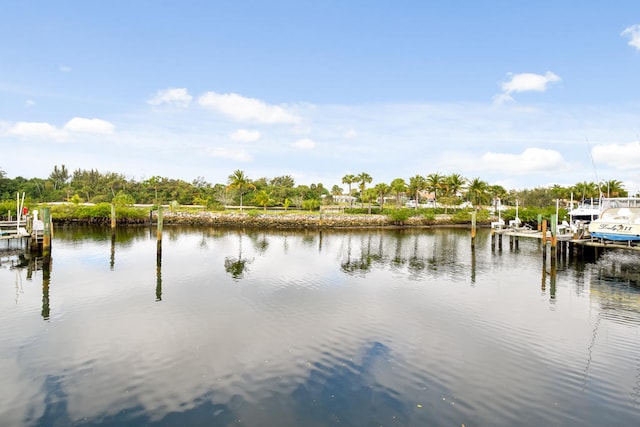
[{"left": 1, "top": 225, "right": 639, "bottom": 426}]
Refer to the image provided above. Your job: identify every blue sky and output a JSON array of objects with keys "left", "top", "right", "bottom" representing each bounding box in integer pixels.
[{"left": 1, "top": 1, "right": 640, "bottom": 194}]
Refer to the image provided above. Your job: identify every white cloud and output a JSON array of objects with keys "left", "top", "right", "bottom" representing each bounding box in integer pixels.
[
  {"left": 8, "top": 121, "right": 66, "bottom": 140},
  {"left": 491, "top": 93, "right": 515, "bottom": 105},
  {"left": 147, "top": 88, "right": 192, "bottom": 107},
  {"left": 229, "top": 129, "right": 261, "bottom": 142},
  {"left": 443, "top": 147, "right": 567, "bottom": 177},
  {"left": 198, "top": 91, "right": 300, "bottom": 124},
  {"left": 622, "top": 24, "right": 640, "bottom": 50},
  {"left": 59, "top": 65, "right": 72, "bottom": 72},
  {"left": 25, "top": 99, "right": 36, "bottom": 107},
  {"left": 206, "top": 147, "right": 252, "bottom": 162},
  {"left": 494, "top": 72, "right": 560, "bottom": 104},
  {"left": 64, "top": 117, "right": 114, "bottom": 134},
  {"left": 501, "top": 72, "right": 561, "bottom": 94},
  {"left": 481, "top": 148, "right": 566, "bottom": 173},
  {"left": 292, "top": 138, "right": 316, "bottom": 149},
  {"left": 592, "top": 141, "right": 640, "bottom": 169}
]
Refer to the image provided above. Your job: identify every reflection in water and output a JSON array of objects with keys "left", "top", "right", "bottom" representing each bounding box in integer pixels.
[
  {"left": 156, "top": 240, "right": 162, "bottom": 301},
  {"left": 1, "top": 227, "right": 640, "bottom": 426},
  {"left": 41, "top": 255, "right": 51, "bottom": 319},
  {"left": 224, "top": 232, "right": 252, "bottom": 280},
  {"left": 110, "top": 230, "right": 115, "bottom": 270}
]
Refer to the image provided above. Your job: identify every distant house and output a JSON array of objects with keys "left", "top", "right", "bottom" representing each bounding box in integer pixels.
[{"left": 332, "top": 194, "right": 357, "bottom": 204}]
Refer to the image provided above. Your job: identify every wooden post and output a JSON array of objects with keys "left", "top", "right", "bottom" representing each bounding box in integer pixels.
[
  {"left": 157, "top": 207, "right": 163, "bottom": 242},
  {"left": 537, "top": 214, "right": 542, "bottom": 231},
  {"left": 471, "top": 211, "right": 476, "bottom": 248},
  {"left": 111, "top": 204, "right": 116, "bottom": 229},
  {"left": 541, "top": 219, "right": 547, "bottom": 262},
  {"left": 42, "top": 207, "right": 51, "bottom": 255},
  {"left": 550, "top": 214, "right": 557, "bottom": 266},
  {"left": 491, "top": 228, "right": 496, "bottom": 251}
]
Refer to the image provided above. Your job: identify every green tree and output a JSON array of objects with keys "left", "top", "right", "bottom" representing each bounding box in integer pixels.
[
  {"left": 253, "top": 189, "right": 273, "bottom": 211},
  {"left": 408, "top": 174, "right": 427, "bottom": 209},
  {"left": 571, "top": 181, "right": 599, "bottom": 200},
  {"left": 356, "top": 172, "right": 372, "bottom": 208},
  {"left": 426, "top": 172, "right": 445, "bottom": 204},
  {"left": 342, "top": 174, "right": 356, "bottom": 207},
  {"left": 374, "top": 183, "right": 391, "bottom": 208},
  {"left": 362, "top": 188, "right": 378, "bottom": 214},
  {"left": 302, "top": 198, "right": 320, "bottom": 211},
  {"left": 467, "top": 177, "right": 488, "bottom": 207},
  {"left": 445, "top": 173, "right": 467, "bottom": 197},
  {"left": 48, "top": 164, "right": 70, "bottom": 191},
  {"left": 601, "top": 179, "right": 626, "bottom": 197},
  {"left": 227, "top": 170, "right": 256, "bottom": 212},
  {"left": 390, "top": 178, "right": 407, "bottom": 208}
]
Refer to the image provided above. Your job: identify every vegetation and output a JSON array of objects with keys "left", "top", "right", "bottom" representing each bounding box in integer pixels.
[{"left": 0, "top": 165, "right": 633, "bottom": 226}]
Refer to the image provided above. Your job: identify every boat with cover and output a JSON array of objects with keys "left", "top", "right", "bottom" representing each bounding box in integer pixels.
[
  {"left": 568, "top": 198, "right": 600, "bottom": 223},
  {"left": 588, "top": 198, "right": 640, "bottom": 242}
]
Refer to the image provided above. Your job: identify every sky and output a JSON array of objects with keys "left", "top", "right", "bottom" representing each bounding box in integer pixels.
[{"left": 1, "top": 1, "right": 640, "bottom": 194}]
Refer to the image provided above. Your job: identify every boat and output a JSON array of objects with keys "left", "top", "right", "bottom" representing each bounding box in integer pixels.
[
  {"left": 588, "top": 198, "right": 640, "bottom": 242},
  {"left": 568, "top": 198, "right": 600, "bottom": 223}
]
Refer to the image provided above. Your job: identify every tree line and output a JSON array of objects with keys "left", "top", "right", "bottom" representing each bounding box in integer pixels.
[{"left": 0, "top": 165, "right": 630, "bottom": 210}]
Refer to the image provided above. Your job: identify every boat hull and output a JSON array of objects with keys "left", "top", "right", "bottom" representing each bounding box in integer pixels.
[{"left": 588, "top": 206, "right": 640, "bottom": 241}]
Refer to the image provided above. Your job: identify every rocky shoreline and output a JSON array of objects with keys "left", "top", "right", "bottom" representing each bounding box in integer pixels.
[{"left": 53, "top": 210, "right": 480, "bottom": 229}]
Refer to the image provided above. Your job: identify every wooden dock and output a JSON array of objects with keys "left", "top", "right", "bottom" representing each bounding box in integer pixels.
[
  {"left": 492, "top": 224, "right": 640, "bottom": 257},
  {"left": 0, "top": 216, "right": 48, "bottom": 252}
]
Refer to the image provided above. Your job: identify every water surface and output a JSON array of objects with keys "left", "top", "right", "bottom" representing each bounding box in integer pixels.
[{"left": 1, "top": 226, "right": 639, "bottom": 426}]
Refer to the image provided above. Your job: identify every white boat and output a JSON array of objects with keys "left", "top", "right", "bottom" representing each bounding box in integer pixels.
[
  {"left": 588, "top": 198, "right": 640, "bottom": 242},
  {"left": 568, "top": 198, "right": 600, "bottom": 223}
]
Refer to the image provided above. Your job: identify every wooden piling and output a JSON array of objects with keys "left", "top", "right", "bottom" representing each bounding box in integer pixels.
[
  {"left": 471, "top": 211, "right": 476, "bottom": 248},
  {"left": 550, "top": 214, "right": 557, "bottom": 266},
  {"left": 42, "top": 207, "right": 51, "bottom": 255},
  {"left": 157, "top": 207, "right": 163, "bottom": 242},
  {"left": 541, "top": 220, "right": 547, "bottom": 261},
  {"left": 111, "top": 204, "right": 116, "bottom": 229}
]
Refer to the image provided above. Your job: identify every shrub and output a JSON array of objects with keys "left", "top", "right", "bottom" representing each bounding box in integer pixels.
[{"left": 387, "top": 208, "right": 412, "bottom": 224}]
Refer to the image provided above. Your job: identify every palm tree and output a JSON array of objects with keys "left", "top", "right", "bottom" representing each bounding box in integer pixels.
[
  {"left": 445, "top": 173, "right": 467, "bottom": 197},
  {"left": 426, "top": 172, "right": 445, "bottom": 205},
  {"left": 374, "top": 183, "right": 390, "bottom": 208},
  {"left": 408, "top": 174, "right": 427, "bottom": 209},
  {"left": 571, "top": 181, "right": 599, "bottom": 200},
  {"left": 253, "top": 189, "right": 272, "bottom": 211},
  {"left": 362, "top": 188, "right": 378, "bottom": 214},
  {"left": 227, "top": 170, "right": 256, "bottom": 212},
  {"left": 467, "top": 177, "right": 488, "bottom": 207},
  {"left": 342, "top": 174, "right": 356, "bottom": 207},
  {"left": 600, "top": 179, "right": 626, "bottom": 197},
  {"left": 390, "top": 178, "right": 407, "bottom": 208},
  {"left": 357, "top": 172, "right": 372, "bottom": 208}
]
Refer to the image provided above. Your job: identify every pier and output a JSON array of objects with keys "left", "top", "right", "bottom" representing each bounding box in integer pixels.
[
  {"left": 490, "top": 219, "right": 640, "bottom": 262},
  {"left": 0, "top": 207, "right": 51, "bottom": 254}
]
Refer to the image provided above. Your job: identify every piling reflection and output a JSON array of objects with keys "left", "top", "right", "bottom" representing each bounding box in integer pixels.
[
  {"left": 41, "top": 255, "right": 51, "bottom": 319},
  {"left": 156, "top": 240, "right": 162, "bottom": 301},
  {"left": 110, "top": 230, "right": 116, "bottom": 270}
]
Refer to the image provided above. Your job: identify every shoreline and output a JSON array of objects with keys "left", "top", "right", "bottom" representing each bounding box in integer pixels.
[{"left": 53, "top": 210, "right": 489, "bottom": 229}]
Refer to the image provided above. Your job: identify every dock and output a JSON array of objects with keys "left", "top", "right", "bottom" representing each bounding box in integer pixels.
[
  {"left": 491, "top": 222, "right": 640, "bottom": 260},
  {"left": 0, "top": 207, "right": 51, "bottom": 253}
]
